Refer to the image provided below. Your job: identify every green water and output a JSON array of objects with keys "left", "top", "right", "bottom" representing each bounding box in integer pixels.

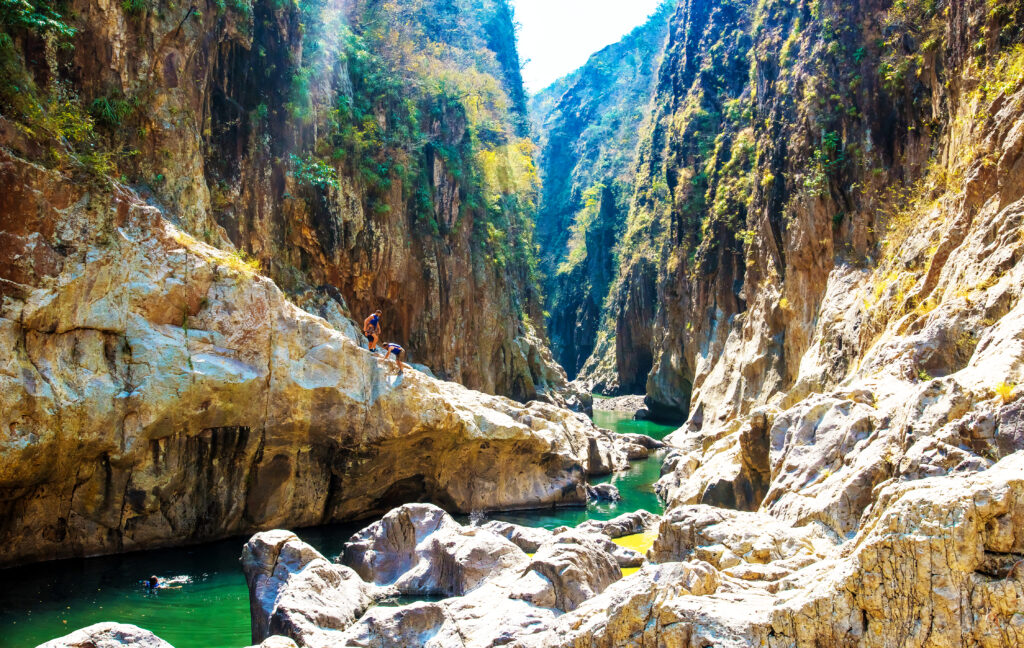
[{"left": 0, "top": 409, "right": 675, "bottom": 648}]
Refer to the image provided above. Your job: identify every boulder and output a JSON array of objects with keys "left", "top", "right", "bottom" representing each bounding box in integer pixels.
[
  {"left": 241, "top": 530, "right": 378, "bottom": 647},
  {"left": 511, "top": 532, "right": 621, "bottom": 611},
  {"left": 621, "top": 442, "right": 651, "bottom": 460},
  {"left": 575, "top": 510, "right": 659, "bottom": 538},
  {"left": 246, "top": 638, "right": 299, "bottom": 648},
  {"left": 339, "top": 591, "right": 557, "bottom": 648},
  {"left": 342, "top": 504, "right": 529, "bottom": 596},
  {"left": 37, "top": 623, "right": 174, "bottom": 648},
  {"left": 512, "top": 561, "right": 720, "bottom": 648},
  {"left": 586, "top": 483, "right": 621, "bottom": 502},
  {"left": 618, "top": 432, "right": 666, "bottom": 449},
  {"left": 585, "top": 429, "right": 629, "bottom": 476},
  {"left": 478, "top": 520, "right": 554, "bottom": 553}
]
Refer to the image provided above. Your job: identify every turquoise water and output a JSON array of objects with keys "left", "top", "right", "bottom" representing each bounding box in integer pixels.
[{"left": 0, "top": 408, "right": 675, "bottom": 648}]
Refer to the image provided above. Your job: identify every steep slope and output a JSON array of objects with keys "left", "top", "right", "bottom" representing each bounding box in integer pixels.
[
  {"left": 0, "top": 0, "right": 575, "bottom": 406},
  {"left": 577, "top": 0, "right": 1024, "bottom": 420},
  {"left": 529, "top": 3, "right": 673, "bottom": 380}
]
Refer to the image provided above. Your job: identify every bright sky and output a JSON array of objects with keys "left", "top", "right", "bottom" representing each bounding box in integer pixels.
[{"left": 511, "top": 0, "right": 667, "bottom": 94}]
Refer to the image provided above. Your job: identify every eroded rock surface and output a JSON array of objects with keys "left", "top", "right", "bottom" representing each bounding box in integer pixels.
[
  {"left": 511, "top": 532, "right": 621, "bottom": 611},
  {"left": 341, "top": 504, "right": 528, "bottom": 597},
  {"left": 518, "top": 454, "right": 1024, "bottom": 647},
  {"left": 242, "top": 530, "right": 381, "bottom": 647},
  {"left": 0, "top": 180, "right": 621, "bottom": 567},
  {"left": 37, "top": 623, "right": 174, "bottom": 648}
]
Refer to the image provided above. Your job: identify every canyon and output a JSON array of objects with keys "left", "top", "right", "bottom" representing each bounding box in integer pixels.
[{"left": 6, "top": 0, "right": 1024, "bottom": 646}]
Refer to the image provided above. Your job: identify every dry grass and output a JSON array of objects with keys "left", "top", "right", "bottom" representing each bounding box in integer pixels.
[{"left": 995, "top": 381, "right": 1017, "bottom": 404}]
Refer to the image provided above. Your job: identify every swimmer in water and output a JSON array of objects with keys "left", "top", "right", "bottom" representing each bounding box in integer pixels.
[{"left": 143, "top": 575, "right": 181, "bottom": 591}]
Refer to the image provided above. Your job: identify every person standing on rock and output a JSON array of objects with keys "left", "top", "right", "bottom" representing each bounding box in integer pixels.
[
  {"left": 363, "top": 310, "right": 382, "bottom": 352},
  {"left": 380, "top": 342, "right": 407, "bottom": 374}
]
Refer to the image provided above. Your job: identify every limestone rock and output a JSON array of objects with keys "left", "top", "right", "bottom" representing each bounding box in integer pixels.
[
  {"left": 617, "top": 432, "right": 666, "bottom": 450},
  {"left": 648, "top": 505, "right": 836, "bottom": 580},
  {"left": 0, "top": 186, "right": 607, "bottom": 567},
  {"left": 512, "top": 561, "right": 720, "bottom": 648},
  {"left": 575, "top": 510, "right": 660, "bottom": 538},
  {"left": 478, "top": 520, "right": 554, "bottom": 553},
  {"left": 247, "top": 638, "right": 299, "bottom": 648},
  {"left": 510, "top": 532, "right": 621, "bottom": 611},
  {"left": 586, "top": 483, "right": 621, "bottom": 502},
  {"left": 241, "top": 530, "right": 378, "bottom": 648},
  {"left": 338, "top": 593, "right": 556, "bottom": 648},
  {"left": 518, "top": 453, "right": 1024, "bottom": 647},
  {"left": 342, "top": 504, "right": 529, "bottom": 596},
  {"left": 584, "top": 428, "right": 630, "bottom": 476},
  {"left": 36, "top": 623, "right": 174, "bottom": 648}
]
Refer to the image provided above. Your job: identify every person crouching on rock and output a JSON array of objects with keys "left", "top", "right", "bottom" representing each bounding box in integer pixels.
[
  {"left": 363, "top": 310, "right": 382, "bottom": 352},
  {"left": 381, "top": 342, "right": 407, "bottom": 374}
]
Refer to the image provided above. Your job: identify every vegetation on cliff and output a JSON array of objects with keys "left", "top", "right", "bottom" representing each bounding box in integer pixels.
[
  {"left": 529, "top": 2, "right": 673, "bottom": 380},
  {"left": 0, "top": 0, "right": 569, "bottom": 402},
  {"left": 555, "top": 0, "right": 1024, "bottom": 420}
]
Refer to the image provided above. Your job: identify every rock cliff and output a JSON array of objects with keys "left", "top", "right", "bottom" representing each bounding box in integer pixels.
[
  {"left": 571, "top": 0, "right": 1024, "bottom": 427},
  {"left": 0, "top": 156, "right": 615, "bottom": 566},
  {"left": 0, "top": 0, "right": 574, "bottom": 405},
  {"left": 529, "top": 3, "right": 673, "bottom": 382}
]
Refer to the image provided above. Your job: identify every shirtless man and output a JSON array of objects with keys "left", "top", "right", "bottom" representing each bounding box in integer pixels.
[{"left": 363, "top": 310, "right": 382, "bottom": 352}]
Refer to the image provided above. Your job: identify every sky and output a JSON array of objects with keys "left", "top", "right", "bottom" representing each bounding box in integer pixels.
[{"left": 511, "top": 0, "right": 667, "bottom": 94}]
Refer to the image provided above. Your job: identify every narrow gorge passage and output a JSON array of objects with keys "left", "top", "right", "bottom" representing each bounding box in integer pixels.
[{"left": 0, "top": 410, "right": 673, "bottom": 648}]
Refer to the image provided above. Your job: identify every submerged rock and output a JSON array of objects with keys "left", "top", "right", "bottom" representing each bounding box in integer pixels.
[
  {"left": 37, "top": 623, "right": 174, "bottom": 648},
  {"left": 586, "top": 483, "right": 621, "bottom": 502}
]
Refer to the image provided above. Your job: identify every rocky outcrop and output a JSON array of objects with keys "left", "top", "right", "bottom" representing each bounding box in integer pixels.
[
  {"left": 478, "top": 520, "right": 554, "bottom": 553},
  {"left": 242, "top": 530, "right": 381, "bottom": 647},
  {"left": 517, "top": 453, "right": 1024, "bottom": 647},
  {"left": 0, "top": 174, "right": 614, "bottom": 567},
  {"left": 574, "top": 510, "right": 660, "bottom": 538},
  {"left": 512, "top": 561, "right": 721, "bottom": 648},
  {"left": 0, "top": 0, "right": 577, "bottom": 412},
  {"left": 37, "top": 623, "right": 174, "bottom": 648},
  {"left": 511, "top": 532, "right": 621, "bottom": 612},
  {"left": 648, "top": 505, "right": 837, "bottom": 582},
  {"left": 341, "top": 504, "right": 528, "bottom": 597}
]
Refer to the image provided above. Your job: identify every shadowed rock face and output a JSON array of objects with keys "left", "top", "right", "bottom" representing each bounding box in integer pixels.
[
  {"left": 529, "top": 5, "right": 673, "bottom": 382},
  {"left": 0, "top": 169, "right": 611, "bottom": 567}
]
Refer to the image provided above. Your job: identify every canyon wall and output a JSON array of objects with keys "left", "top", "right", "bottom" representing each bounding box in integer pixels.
[
  {"left": 560, "top": 0, "right": 1024, "bottom": 425},
  {"left": 0, "top": 0, "right": 575, "bottom": 406},
  {"left": 529, "top": 3, "right": 672, "bottom": 382},
  {"left": 0, "top": 150, "right": 618, "bottom": 566},
  {"left": 0, "top": 0, "right": 608, "bottom": 566}
]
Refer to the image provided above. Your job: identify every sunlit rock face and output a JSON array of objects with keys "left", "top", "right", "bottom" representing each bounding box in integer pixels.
[
  {"left": 0, "top": 162, "right": 616, "bottom": 566},
  {"left": 0, "top": 0, "right": 579, "bottom": 410},
  {"left": 36, "top": 623, "right": 175, "bottom": 648},
  {"left": 518, "top": 454, "right": 1024, "bottom": 648}
]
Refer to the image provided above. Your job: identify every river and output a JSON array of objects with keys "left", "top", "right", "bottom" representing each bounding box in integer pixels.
[{"left": 0, "top": 409, "right": 675, "bottom": 648}]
